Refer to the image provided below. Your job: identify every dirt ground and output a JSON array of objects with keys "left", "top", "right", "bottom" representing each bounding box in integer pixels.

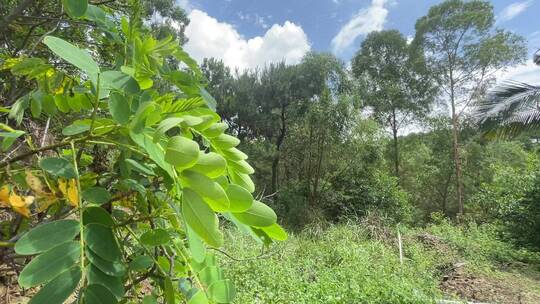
[{"left": 440, "top": 263, "right": 540, "bottom": 304}]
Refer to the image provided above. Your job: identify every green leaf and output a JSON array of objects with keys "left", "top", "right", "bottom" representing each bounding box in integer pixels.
[
  {"left": 39, "top": 157, "right": 77, "bottom": 179},
  {"left": 182, "top": 189, "right": 223, "bottom": 247},
  {"left": 186, "top": 225, "right": 206, "bottom": 263},
  {"left": 129, "top": 255, "right": 153, "bottom": 272},
  {"left": 30, "top": 96, "right": 42, "bottom": 118},
  {"left": 165, "top": 136, "right": 200, "bottom": 169},
  {"left": 164, "top": 277, "right": 176, "bottom": 304},
  {"left": 202, "top": 123, "right": 228, "bottom": 138},
  {"left": 232, "top": 201, "right": 276, "bottom": 228},
  {"left": 100, "top": 71, "right": 140, "bottom": 94},
  {"left": 156, "top": 117, "right": 184, "bottom": 135},
  {"left": 15, "top": 219, "right": 80, "bottom": 255},
  {"left": 63, "top": 0, "right": 88, "bottom": 18},
  {"left": 129, "top": 102, "right": 156, "bottom": 133},
  {"left": 227, "top": 160, "right": 255, "bottom": 174},
  {"left": 83, "top": 284, "right": 118, "bottom": 304},
  {"left": 18, "top": 241, "right": 80, "bottom": 288},
  {"left": 84, "top": 224, "right": 121, "bottom": 262},
  {"left": 181, "top": 170, "right": 229, "bottom": 212},
  {"left": 190, "top": 152, "right": 227, "bottom": 178},
  {"left": 42, "top": 95, "right": 57, "bottom": 116},
  {"left": 130, "top": 130, "right": 175, "bottom": 178},
  {"left": 140, "top": 229, "right": 171, "bottom": 246},
  {"left": 261, "top": 223, "right": 288, "bottom": 241},
  {"left": 62, "top": 123, "right": 90, "bottom": 136},
  {"left": 82, "top": 187, "right": 112, "bottom": 205},
  {"left": 82, "top": 206, "right": 114, "bottom": 227},
  {"left": 228, "top": 170, "right": 255, "bottom": 193},
  {"left": 208, "top": 279, "right": 236, "bottom": 303},
  {"left": 0, "top": 130, "right": 25, "bottom": 151},
  {"left": 199, "top": 266, "right": 222, "bottom": 286},
  {"left": 199, "top": 87, "right": 217, "bottom": 111},
  {"left": 187, "top": 290, "right": 209, "bottom": 304},
  {"left": 86, "top": 248, "right": 126, "bottom": 277},
  {"left": 55, "top": 95, "right": 70, "bottom": 113},
  {"left": 226, "top": 184, "right": 253, "bottom": 213},
  {"left": 125, "top": 158, "right": 155, "bottom": 175},
  {"left": 87, "top": 265, "right": 125, "bottom": 299},
  {"left": 220, "top": 148, "right": 248, "bottom": 161},
  {"left": 108, "top": 92, "right": 130, "bottom": 125},
  {"left": 28, "top": 267, "right": 81, "bottom": 304},
  {"left": 142, "top": 295, "right": 158, "bottom": 304},
  {"left": 212, "top": 134, "right": 240, "bottom": 149},
  {"left": 84, "top": 4, "right": 106, "bottom": 23},
  {"left": 43, "top": 36, "right": 99, "bottom": 77}
]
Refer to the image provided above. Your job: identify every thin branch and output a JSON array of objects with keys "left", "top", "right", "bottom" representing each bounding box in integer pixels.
[
  {"left": 0, "top": 0, "right": 37, "bottom": 29},
  {"left": 209, "top": 246, "right": 282, "bottom": 262},
  {"left": 0, "top": 138, "right": 87, "bottom": 168}
]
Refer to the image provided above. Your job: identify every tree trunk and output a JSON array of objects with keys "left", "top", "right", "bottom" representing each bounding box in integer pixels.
[
  {"left": 391, "top": 108, "right": 400, "bottom": 179},
  {"left": 271, "top": 104, "right": 286, "bottom": 193},
  {"left": 450, "top": 85, "right": 464, "bottom": 216}
]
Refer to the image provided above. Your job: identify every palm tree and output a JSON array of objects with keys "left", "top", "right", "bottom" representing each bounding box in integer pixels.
[{"left": 476, "top": 50, "right": 540, "bottom": 137}]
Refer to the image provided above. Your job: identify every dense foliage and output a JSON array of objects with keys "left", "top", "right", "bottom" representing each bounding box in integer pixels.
[{"left": 1, "top": 2, "right": 284, "bottom": 304}]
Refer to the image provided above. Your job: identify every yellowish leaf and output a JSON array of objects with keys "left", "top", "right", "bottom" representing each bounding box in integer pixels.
[
  {"left": 66, "top": 179, "right": 79, "bottom": 207},
  {"left": 58, "top": 178, "right": 68, "bottom": 195},
  {"left": 25, "top": 170, "right": 45, "bottom": 194},
  {"left": 36, "top": 194, "right": 58, "bottom": 212},
  {"left": 9, "top": 192, "right": 26, "bottom": 207},
  {"left": 12, "top": 206, "right": 31, "bottom": 218},
  {"left": 9, "top": 194, "right": 34, "bottom": 218},
  {"left": 0, "top": 185, "right": 10, "bottom": 207}
]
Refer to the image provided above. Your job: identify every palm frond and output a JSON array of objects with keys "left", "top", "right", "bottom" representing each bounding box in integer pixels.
[{"left": 476, "top": 81, "right": 540, "bottom": 138}]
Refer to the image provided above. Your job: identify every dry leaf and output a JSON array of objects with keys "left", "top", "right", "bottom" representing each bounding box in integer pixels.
[
  {"left": 25, "top": 170, "right": 45, "bottom": 194},
  {"left": 36, "top": 193, "right": 58, "bottom": 212}
]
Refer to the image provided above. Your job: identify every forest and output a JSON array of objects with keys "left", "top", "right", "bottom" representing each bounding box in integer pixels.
[{"left": 0, "top": 0, "right": 539, "bottom": 303}]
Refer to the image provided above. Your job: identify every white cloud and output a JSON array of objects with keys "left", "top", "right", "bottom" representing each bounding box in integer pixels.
[
  {"left": 497, "top": 60, "right": 540, "bottom": 85},
  {"left": 331, "top": 0, "right": 389, "bottom": 54},
  {"left": 184, "top": 9, "right": 311, "bottom": 70},
  {"left": 498, "top": 1, "right": 533, "bottom": 22}
]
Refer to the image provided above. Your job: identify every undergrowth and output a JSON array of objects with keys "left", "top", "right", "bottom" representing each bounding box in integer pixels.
[{"left": 221, "top": 217, "right": 540, "bottom": 304}]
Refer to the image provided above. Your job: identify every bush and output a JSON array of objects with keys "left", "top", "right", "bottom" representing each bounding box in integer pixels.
[
  {"left": 324, "top": 170, "right": 412, "bottom": 224},
  {"left": 467, "top": 157, "right": 540, "bottom": 249}
]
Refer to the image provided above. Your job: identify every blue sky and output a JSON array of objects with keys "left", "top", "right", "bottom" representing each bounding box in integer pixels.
[{"left": 180, "top": 0, "right": 540, "bottom": 82}]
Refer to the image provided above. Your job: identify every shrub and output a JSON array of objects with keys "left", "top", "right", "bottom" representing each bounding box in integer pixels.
[{"left": 0, "top": 4, "right": 284, "bottom": 304}]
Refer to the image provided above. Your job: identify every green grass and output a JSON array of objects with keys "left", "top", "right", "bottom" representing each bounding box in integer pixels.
[
  {"left": 222, "top": 223, "right": 441, "bottom": 304},
  {"left": 220, "top": 219, "right": 540, "bottom": 304}
]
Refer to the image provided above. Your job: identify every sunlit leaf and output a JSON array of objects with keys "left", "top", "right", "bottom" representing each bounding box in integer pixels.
[
  {"left": 208, "top": 279, "right": 236, "bottom": 303},
  {"left": 165, "top": 136, "right": 199, "bottom": 169},
  {"left": 261, "top": 223, "right": 288, "bottom": 241},
  {"left": 43, "top": 36, "right": 99, "bottom": 77},
  {"left": 232, "top": 201, "right": 276, "bottom": 228},
  {"left": 182, "top": 189, "right": 223, "bottom": 247}
]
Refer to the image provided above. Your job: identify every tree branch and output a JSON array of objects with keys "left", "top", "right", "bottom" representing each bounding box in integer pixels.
[{"left": 0, "top": 0, "right": 36, "bottom": 29}]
